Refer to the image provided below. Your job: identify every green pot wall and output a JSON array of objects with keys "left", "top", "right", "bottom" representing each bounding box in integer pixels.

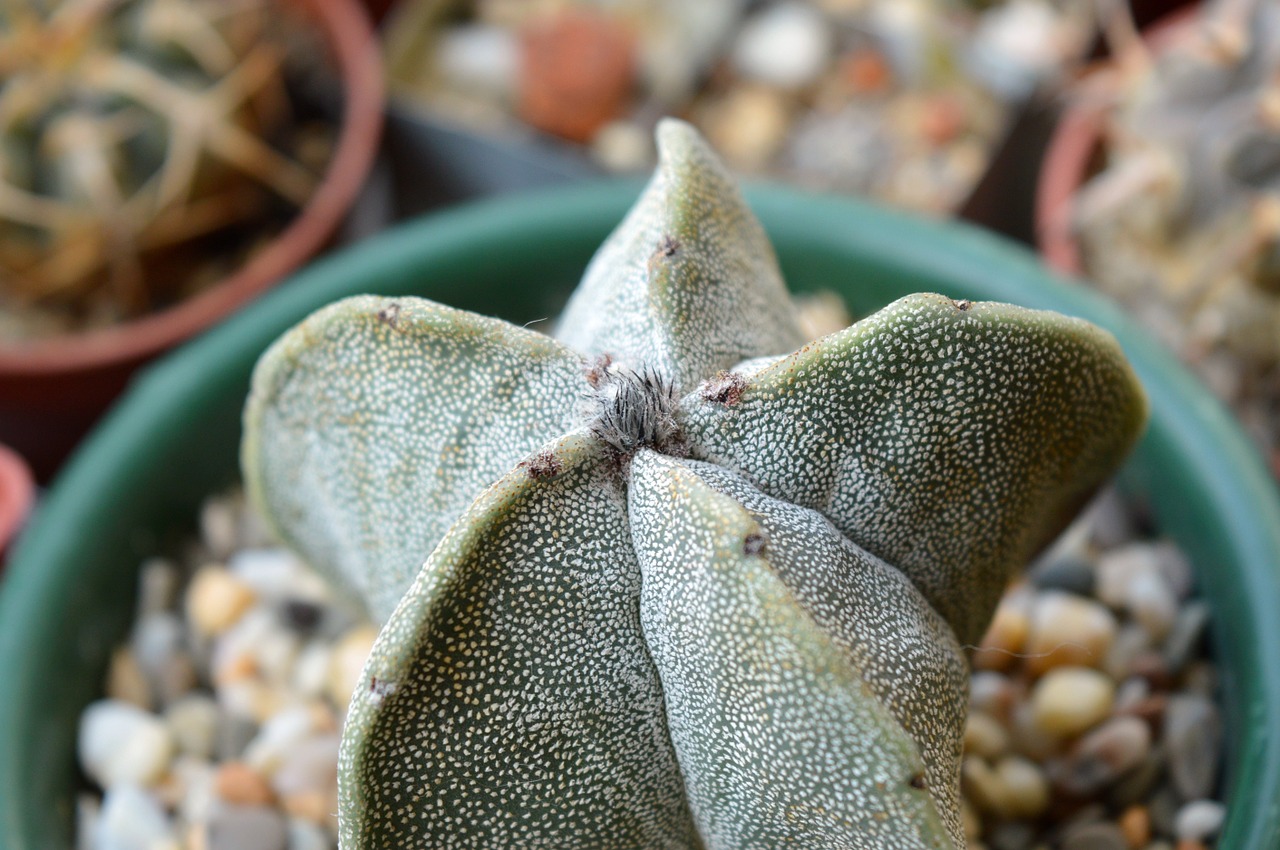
[{"left": 2, "top": 183, "right": 1278, "bottom": 849}]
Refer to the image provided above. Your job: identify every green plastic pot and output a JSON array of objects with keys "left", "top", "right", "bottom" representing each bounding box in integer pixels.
[{"left": 2, "top": 183, "right": 1278, "bottom": 849}]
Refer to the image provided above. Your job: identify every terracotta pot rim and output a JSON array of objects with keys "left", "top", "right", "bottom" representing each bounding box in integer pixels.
[
  {"left": 0, "top": 444, "right": 34, "bottom": 558},
  {"left": 0, "top": 0, "right": 385, "bottom": 376}
]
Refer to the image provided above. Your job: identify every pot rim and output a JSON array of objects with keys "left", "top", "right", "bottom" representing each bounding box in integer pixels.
[
  {"left": 0, "top": 0, "right": 385, "bottom": 375},
  {"left": 3, "top": 181, "right": 1278, "bottom": 847},
  {"left": 0, "top": 443, "right": 34, "bottom": 559}
]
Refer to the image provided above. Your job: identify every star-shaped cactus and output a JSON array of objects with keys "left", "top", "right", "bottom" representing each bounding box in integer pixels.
[{"left": 242, "top": 120, "right": 1147, "bottom": 849}]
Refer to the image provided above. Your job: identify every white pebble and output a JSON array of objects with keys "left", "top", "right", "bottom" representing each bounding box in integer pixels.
[
  {"left": 244, "top": 707, "right": 318, "bottom": 777},
  {"left": 271, "top": 734, "right": 340, "bottom": 797},
  {"left": 229, "top": 549, "right": 328, "bottom": 604},
  {"left": 1096, "top": 544, "right": 1158, "bottom": 610},
  {"left": 1127, "top": 568, "right": 1179, "bottom": 641},
  {"left": 436, "top": 24, "right": 517, "bottom": 98},
  {"left": 292, "top": 642, "right": 332, "bottom": 700},
  {"left": 94, "top": 784, "right": 173, "bottom": 850},
  {"left": 165, "top": 694, "right": 220, "bottom": 759},
  {"left": 592, "top": 120, "right": 654, "bottom": 173},
  {"left": 1174, "top": 799, "right": 1226, "bottom": 841},
  {"left": 201, "top": 498, "right": 241, "bottom": 560},
  {"left": 79, "top": 700, "right": 174, "bottom": 789},
  {"left": 732, "top": 2, "right": 833, "bottom": 88}
]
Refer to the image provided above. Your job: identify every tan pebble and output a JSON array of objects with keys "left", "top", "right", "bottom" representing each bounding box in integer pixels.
[
  {"left": 327, "top": 626, "right": 379, "bottom": 709},
  {"left": 964, "top": 711, "right": 1010, "bottom": 759},
  {"left": 186, "top": 567, "right": 256, "bottom": 636},
  {"left": 307, "top": 700, "right": 339, "bottom": 734},
  {"left": 283, "top": 789, "right": 334, "bottom": 825},
  {"left": 1119, "top": 805, "right": 1151, "bottom": 848},
  {"left": 186, "top": 820, "right": 209, "bottom": 850},
  {"left": 106, "top": 648, "right": 151, "bottom": 709},
  {"left": 1024, "top": 592, "right": 1118, "bottom": 676},
  {"left": 214, "top": 761, "right": 276, "bottom": 806},
  {"left": 217, "top": 679, "right": 283, "bottom": 724},
  {"left": 1174, "top": 842, "right": 1207, "bottom": 850},
  {"left": 994, "top": 755, "right": 1049, "bottom": 819},
  {"left": 213, "top": 652, "right": 259, "bottom": 687},
  {"left": 699, "top": 85, "right": 791, "bottom": 172},
  {"left": 961, "top": 756, "right": 1010, "bottom": 815},
  {"left": 972, "top": 586, "right": 1032, "bottom": 671},
  {"left": 1031, "top": 667, "right": 1115, "bottom": 737}
]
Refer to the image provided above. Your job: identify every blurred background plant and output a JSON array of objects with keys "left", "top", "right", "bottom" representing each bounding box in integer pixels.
[{"left": 0, "top": 0, "right": 335, "bottom": 341}]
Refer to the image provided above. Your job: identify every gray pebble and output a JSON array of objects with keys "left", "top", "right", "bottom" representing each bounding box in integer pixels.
[
  {"left": 1105, "top": 746, "right": 1167, "bottom": 809},
  {"left": 1152, "top": 541, "right": 1195, "bottom": 599},
  {"left": 1057, "top": 716, "right": 1152, "bottom": 796},
  {"left": 1029, "top": 554, "right": 1096, "bottom": 596},
  {"left": 216, "top": 713, "right": 259, "bottom": 762},
  {"left": 1164, "top": 694, "right": 1221, "bottom": 800},
  {"left": 206, "top": 804, "right": 289, "bottom": 850},
  {"left": 1082, "top": 489, "right": 1139, "bottom": 550},
  {"left": 94, "top": 785, "right": 172, "bottom": 850},
  {"left": 1174, "top": 799, "right": 1226, "bottom": 841},
  {"left": 1148, "top": 784, "right": 1181, "bottom": 838},
  {"left": 987, "top": 820, "right": 1036, "bottom": 850},
  {"left": 1162, "top": 601, "right": 1211, "bottom": 676},
  {"left": 286, "top": 818, "right": 334, "bottom": 850},
  {"left": 1060, "top": 821, "right": 1128, "bottom": 850},
  {"left": 136, "top": 558, "right": 180, "bottom": 617}
]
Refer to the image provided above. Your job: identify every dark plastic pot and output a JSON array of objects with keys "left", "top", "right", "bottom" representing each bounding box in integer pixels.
[
  {"left": 1, "top": 183, "right": 1278, "bottom": 848},
  {"left": 0, "top": 0, "right": 385, "bottom": 482}
]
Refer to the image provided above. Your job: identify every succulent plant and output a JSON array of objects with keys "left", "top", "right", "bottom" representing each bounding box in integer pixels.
[
  {"left": 0, "top": 0, "right": 324, "bottom": 337},
  {"left": 243, "top": 119, "right": 1146, "bottom": 848}
]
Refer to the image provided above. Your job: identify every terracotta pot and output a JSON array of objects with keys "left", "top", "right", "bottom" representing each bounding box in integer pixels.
[
  {"left": 0, "top": 0, "right": 385, "bottom": 482},
  {"left": 0, "top": 443, "right": 34, "bottom": 563}
]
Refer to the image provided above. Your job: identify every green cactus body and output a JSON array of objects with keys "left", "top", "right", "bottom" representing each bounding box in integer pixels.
[{"left": 243, "top": 120, "right": 1147, "bottom": 849}]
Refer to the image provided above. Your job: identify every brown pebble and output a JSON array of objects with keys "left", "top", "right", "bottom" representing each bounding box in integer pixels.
[
  {"left": 214, "top": 761, "right": 275, "bottom": 806},
  {"left": 517, "top": 10, "right": 635, "bottom": 143},
  {"left": 1118, "top": 805, "right": 1151, "bottom": 848},
  {"left": 840, "top": 48, "right": 892, "bottom": 93},
  {"left": 1175, "top": 842, "right": 1207, "bottom": 850}
]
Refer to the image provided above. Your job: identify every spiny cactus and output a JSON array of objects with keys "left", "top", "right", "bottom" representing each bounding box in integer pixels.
[
  {"left": 0, "top": 0, "right": 323, "bottom": 336},
  {"left": 243, "top": 119, "right": 1146, "bottom": 849}
]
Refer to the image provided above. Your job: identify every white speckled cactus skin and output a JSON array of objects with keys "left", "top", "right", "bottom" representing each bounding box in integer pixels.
[{"left": 242, "top": 120, "right": 1147, "bottom": 849}]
